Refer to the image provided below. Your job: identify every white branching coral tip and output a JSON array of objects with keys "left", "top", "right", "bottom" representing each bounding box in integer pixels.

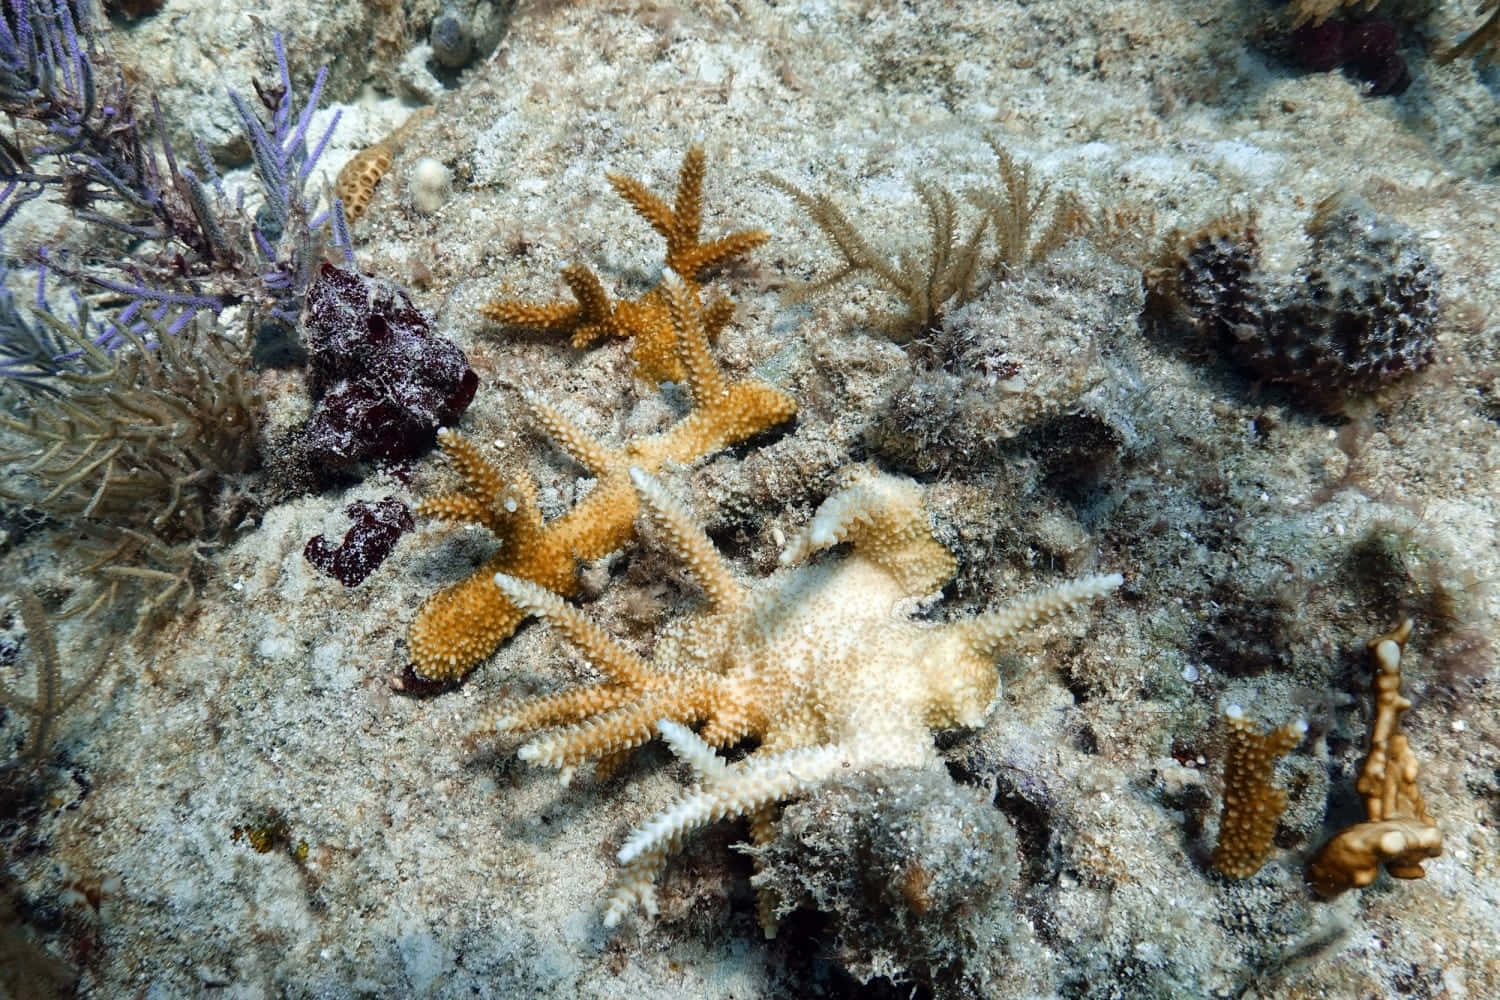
[
  {"left": 960, "top": 572, "right": 1123, "bottom": 658},
  {"left": 656, "top": 719, "right": 729, "bottom": 782},
  {"left": 616, "top": 743, "right": 849, "bottom": 867}
]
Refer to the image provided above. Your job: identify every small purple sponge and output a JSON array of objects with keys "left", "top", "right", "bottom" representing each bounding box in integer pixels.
[
  {"left": 1292, "top": 18, "right": 1411, "bottom": 97},
  {"left": 304, "top": 496, "right": 415, "bottom": 586}
]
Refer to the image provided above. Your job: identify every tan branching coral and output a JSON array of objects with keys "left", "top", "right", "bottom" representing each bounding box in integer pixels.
[
  {"left": 1307, "top": 620, "right": 1444, "bottom": 896},
  {"left": 407, "top": 276, "right": 795, "bottom": 683},
  {"left": 1289, "top": 0, "right": 1379, "bottom": 28},
  {"left": 471, "top": 465, "right": 1121, "bottom": 931},
  {"left": 1211, "top": 707, "right": 1306, "bottom": 878},
  {"left": 478, "top": 146, "right": 769, "bottom": 386},
  {"left": 1441, "top": 3, "right": 1500, "bottom": 64}
]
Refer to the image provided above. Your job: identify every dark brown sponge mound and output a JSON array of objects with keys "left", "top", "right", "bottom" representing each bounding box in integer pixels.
[{"left": 1147, "top": 194, "right": 1439, "bottom": 405}]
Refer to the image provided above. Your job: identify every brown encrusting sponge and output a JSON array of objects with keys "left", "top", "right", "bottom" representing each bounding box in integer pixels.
[
  {"left": 1306, "top": 620, "right": 1444, "bottom": 896},
  {"left": 1146, "top": 193, "right": 1439, "bottom": 406},
  {"left": 1210, "top": 708, "right": 1306, "bottom": 878}
]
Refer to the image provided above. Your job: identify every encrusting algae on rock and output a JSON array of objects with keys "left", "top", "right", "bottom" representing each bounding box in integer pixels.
[{"left": 471, "top": 463, "right": 1121, "bottom": 933}]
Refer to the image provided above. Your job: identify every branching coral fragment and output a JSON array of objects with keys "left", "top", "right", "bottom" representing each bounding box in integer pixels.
[
  {"left": 478, "top": 147, "right": 768, "bottom": 385},
  {"left": 471, "top": 466, "right": 1120, "bottom": 930},
  {"left": 1306, "top": 620, "right": 1443, "bottom": 896},
  {"left": 408, "top": 276, "right": 795, "bottom": 683},
  {"left": 1210, "top": 707, "right": 1306, "bottom": 879},
  {"left": 1441, "top": 2, "right": 1500, "bottom": 63}
]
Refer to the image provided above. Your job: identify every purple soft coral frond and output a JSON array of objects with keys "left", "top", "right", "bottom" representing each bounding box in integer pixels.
[
  {"left": 55, "top": 0, "right": 86, "bottom": 98},
  {"left": 287, "top": 62, "right": 328, "bottom": 153},
  {"left": 229, "top": 88, "right": 290, "bottom": 224},
  {"left": 298, "top": 105, "right": 340, "bottom": 186},
  {"left": 86, "top": 273, "right": 221, "bottom": 310},
  {"left": 272, "top": 31, "right": 294, "bottom": 133},
  {"left": 251, "top": 224, "right": 278, "bottom": 262},
  {"left": 0, "top": 1, "right": 21, "bottom": 52}
]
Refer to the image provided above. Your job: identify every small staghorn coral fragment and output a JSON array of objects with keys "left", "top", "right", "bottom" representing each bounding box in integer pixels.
[
  {"left": 1210, "top": 706, "right": 1306, "bottom": 878},
  {"left": 407, "top": 276, "right": 796, "bottom": 684},
  {"left": 1307, "top": 620, "right": 1443, "bottom": 897},
  {"left": 478, "top": 146, "right": 768, "bottom": 386}
]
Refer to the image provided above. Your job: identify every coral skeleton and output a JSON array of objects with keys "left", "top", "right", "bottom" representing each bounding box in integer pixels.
[
  {"left": 408, "top": 275, "right": 795, "bottom": 683},
  {"left": 471, "top": 465, "right": 1121, "bottom": 931},
  {"left": 1307, "top": 620, "right": 1443, "bottom": 896},
  {"left": 1210, "top": 707, "right": 1306, "bottom": 878},
  {"left": 478, "top": 146, "right": 769, "bottom": 386}
]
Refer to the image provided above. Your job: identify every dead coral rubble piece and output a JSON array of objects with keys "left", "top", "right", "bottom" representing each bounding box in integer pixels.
[
  {"left": 407, "top": 276, "right": 796, "bottom": 684},
  {"left": 1307, "top": 620, "right": 1444, "bottom": 897},
  {"left": 470, "top": 465, "right": 1120, "bottom": 932},
  {"left": 1211, "top": 706, "right": 1307, "bottom": 879},
  {"left": 478, "top": 146, "right": 769, "bottom": 386}
]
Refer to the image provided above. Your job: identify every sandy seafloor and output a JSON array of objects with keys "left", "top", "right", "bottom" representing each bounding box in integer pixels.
[{"left": 2, "top": 0, "right": 1500, "bottom": 997}]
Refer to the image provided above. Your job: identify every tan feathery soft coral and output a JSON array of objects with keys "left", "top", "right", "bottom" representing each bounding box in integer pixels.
[
  {"left": 407, "top": 276, "right": 796, "bottom": 684},
  {"left": 478, "top": 146, "right": 769, "bottom": 386},
  {"left": 1306, "top": 620, "right": 1444, "bottom": 896},
  {"left": 471, "top": 465, "right": 1121, "bottom": 931}
]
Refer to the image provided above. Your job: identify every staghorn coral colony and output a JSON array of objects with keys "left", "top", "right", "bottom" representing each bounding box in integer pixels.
[{"left": 2, "top": 1, "right": 1499, "bottom": 998}]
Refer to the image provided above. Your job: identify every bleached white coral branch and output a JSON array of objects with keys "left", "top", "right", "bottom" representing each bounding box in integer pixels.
[{"left": 960, "top": 572, "right": 1123, "bottom": 659}]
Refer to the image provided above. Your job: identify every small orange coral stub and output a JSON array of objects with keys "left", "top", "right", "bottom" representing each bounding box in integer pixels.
[
  {"left": 1307, "top": 620, "right": 1444, "bottom": 897},
  {"left": 478, "top": 146, "right": 769, "bottom": 386},
  {"left": 408, "top": 276, "right": 796, "bottom": 684},
  {"left": 1211, "top": 708, "right": 1306, "bottom": 879}
]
